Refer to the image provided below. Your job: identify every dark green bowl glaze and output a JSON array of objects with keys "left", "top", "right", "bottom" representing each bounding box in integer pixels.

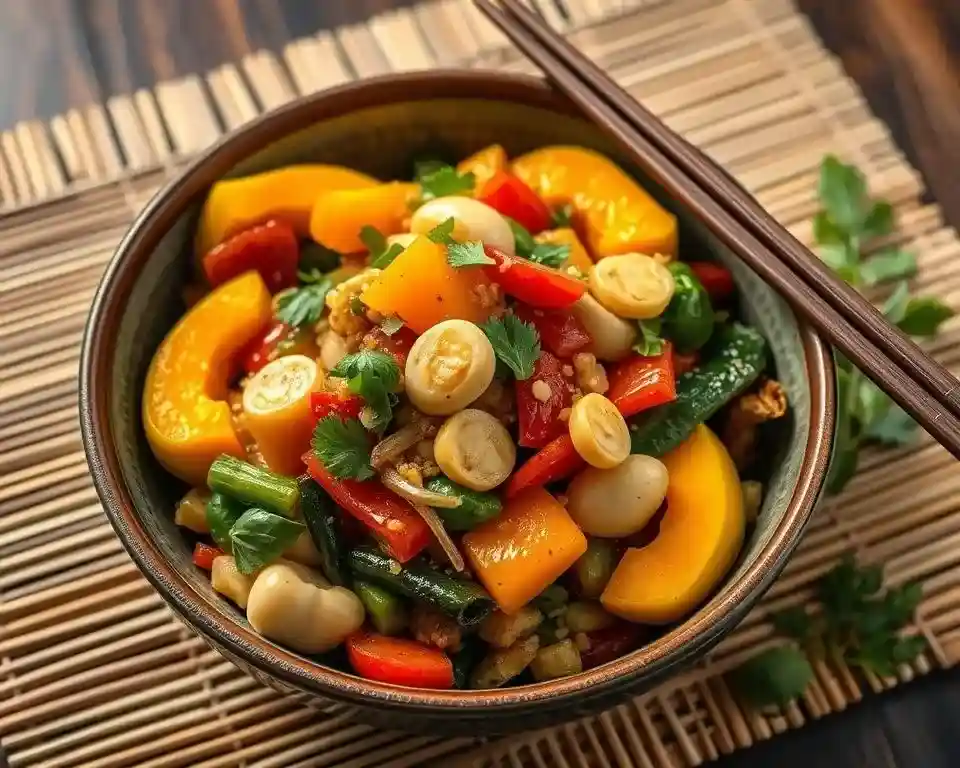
[{"left": 79, "top": 71, "right": 835, "bottom": 734}]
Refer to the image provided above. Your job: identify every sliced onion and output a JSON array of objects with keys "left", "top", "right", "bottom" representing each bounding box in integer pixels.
[
  {"left": 380, "top": 467, "right": 461, "bottom": 509},
  {"left": 380, "top": 468, "right": 465, "bottom": 572},
  {"left": 371, "top": 419, "right": 436, "bottom": 469}
]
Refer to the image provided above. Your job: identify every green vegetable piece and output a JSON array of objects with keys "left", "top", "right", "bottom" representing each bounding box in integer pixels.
[
  {"left": 452, "top": 637, "right": 487, "bottom": 689},
  {"left": 818, "top": 155, "right": 869, "bottom": 231},
  {"left": 661, "top": 262, "right": 715, "bottom": 353},
  {"left": 331, "top": 349, "right": 402, "bottom": 433},
  {"left": 859, "top": 248, "right": 916, "bottom": 286},
  {"left": 630, "top": 323, "right": 767, "bottom": 456},
  {"left": 207, "top": 455, "right": 300, "bottom": 517},
  {"left": 727, "top": 646, "right": 814, "bottom": 707},
  {"left": 205, "top": 492, "right": 245, "bottom": 552},
  {"left": 360, "top": 225, "right": 404, "bottom": 269},
  {"left": 418, "top": 165, "right": 475, "bottom": 203},
  {"left": 551, "top": 204, "right": 574, "bottom": 228},
  {"left": 573, "top": 539, "right": 617, "bottom": 600},
  {"left": 275, "top": 279, "right": 333, "bottom": 328},
  {"left": 508, "top": 217, "right": 537, "bottom": 257},
  {"left": 298, "top": 476, "right": 348, "bottom": 586},
  {"left": 896, "top": 297, "right": 955, "bottom": 337},
  {"left": 229, "top": 507, "right": 305, "bottom": 575},
  {"left": 532, "top": 584, "right": 569, "bottom": 615},
  {"left": 298, "top": 241, "right": 341, "bottom": 274},
  {"left": 347, "top": 545, "right": 495, "bottom": 627},
  {"left": 424, "top": 476, "right": 502, "bottom": 531},
  {"left": 354, "top": 580, "right": 408, "bottom": 636}
]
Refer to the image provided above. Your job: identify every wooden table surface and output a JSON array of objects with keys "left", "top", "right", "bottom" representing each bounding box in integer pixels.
[{"left": 1, "top": 1, "right": 959, "bottom": 767}]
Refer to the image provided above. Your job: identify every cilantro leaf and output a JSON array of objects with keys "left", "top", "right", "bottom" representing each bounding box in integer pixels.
[
  {"left": 275, "top": 279, "right": 332, "bottom": 327},
  {"left": 418, "top": 165, "right": 475, "bottom": 203},
  {"left": 882, "top": 280, "right": 911, "bottom": 321},
  {"left": 633, "top": 318, "right": 665, "bottom": 356},
  {"left": 896, "top": 297, "right": 954, "bottom": 337},
  {"left": 360, "top": 225, "right": 404, "bottom": 269},
  {"left": 861, "top": 200, "right": 894, "bottom": 239},
  {"left": 427, "top": 217, "right": 456, "bottom": 244},
  {"left": 859, "top": 249, "right": 917, "bottom": 286},
  {"left": 727, "top": 646, "right": 814, "bottom": 708},
  {"left": 379, "top": 315, "right": 404, "bottom": 336},
  {"left": 311, "top": 416, "right": 376, "bottom": 480},
  {"left": 229, "top": 507, "right": 305, "bottom": 574},
  {"left": 770, "top": 606, "right": 813, "bottom": 641},
  {"left": 447, "top": 241, "right": 494, "bottom": 268},
  {"left": 298, "top": 241, "right": 341, "bottom": 274},
  {"left": 414, "top": 158, "right": 449, "bottom": 180},
  {"left": 528, "top": 242, "right": 570, "bottom": 268},
  {"left": 863, "top": 404, "right": 918, "bottom": 446},
  {"left": 812, "top": 210, "right": 846, "bottom": 245},
  {"left": 481, "top": 315, "right": 541, "bottom": 381},
  {"left": 819, "top": 155, "right": 868, "bottom": 230},
  {"left": 508, "top": 218, "right": 537, "bottom": 257},
  {"left": 330, "top": 350, "right": 401, "bottom": 431}
]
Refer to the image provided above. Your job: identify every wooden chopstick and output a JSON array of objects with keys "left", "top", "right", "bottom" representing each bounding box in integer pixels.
[
  {"left": 490, "top": 0, "right": 960, "bottom": 422},
  {"left": 473, "top": 0, "right": 960, "bottom": 459}
]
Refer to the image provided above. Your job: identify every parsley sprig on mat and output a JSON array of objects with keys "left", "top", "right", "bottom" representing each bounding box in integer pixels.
[
  {"left": 814, "top": 156, "right": 954, "bottom": 493},
  {"left": 729, "top": 554, "right": 925, "bottom": 707}
]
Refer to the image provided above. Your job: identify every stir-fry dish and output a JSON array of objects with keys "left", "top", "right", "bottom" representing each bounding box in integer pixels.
[{"left": 143, "top": 144, "right": 788, "bottom": 690}]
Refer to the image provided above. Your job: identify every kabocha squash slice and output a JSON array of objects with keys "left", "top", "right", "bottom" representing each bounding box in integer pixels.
[
  {"left": 511, "top": 146, "right": 677, "bottom": 259},
  {"left": 309, "top": 182, "right": 419, "bottom": 253},
  {"left": 601, "top": 425, "right": 745, "bottom": 624}
]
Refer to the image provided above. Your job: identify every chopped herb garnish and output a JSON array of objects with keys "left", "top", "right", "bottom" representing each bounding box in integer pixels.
[
  {"left": 330, "top": 350, "right": 401, "bottom": 432},
  {"left": 481, "top": 315, "right": 541, "bottom": 381},
  {"left": 427, "top": 217, "right": 457, "bottom": 244},
  {"left": 528, "top": 242, "right": 570, "bottom": 268},
  {"left": 275, "top": 279, "right": 333, "bottom": 327},
  {"left": 418, "top": 164, "right": 475, "bottom": 203},
  {"left": 633, "top": 318, "right": 665, "bottom": 356},
  {"left": 447, "top": 241, "right": 494, "bottom": 268},
  {"left": 311, "top": 416, "right": 376, "bottom": 480},
  {"left": 360, "top": 225, "right": 405, "bottom": 269},
  {"left": 550, "top": 204, "right": 574, "bottom": 228}
]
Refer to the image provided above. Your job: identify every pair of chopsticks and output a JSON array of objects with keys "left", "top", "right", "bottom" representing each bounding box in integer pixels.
[{"left": 474, "top": 0, "right": 960, "bottom": 459}]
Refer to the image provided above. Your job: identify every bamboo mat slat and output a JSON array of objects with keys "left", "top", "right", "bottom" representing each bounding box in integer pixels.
[{"left": 1, "top": 0, "right": 959, "bottom": 765}]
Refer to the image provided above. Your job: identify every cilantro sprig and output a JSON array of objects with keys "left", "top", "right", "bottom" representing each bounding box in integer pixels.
[
  {"left": 360, "top": 225, "right": 404, "bottom": 269},
  {"left": 330, "top": 350, "right": 401, "bottom": 432},
  {"left": 633, "top": 318, "right": 665, "bottom": 357},
  {"left": 481, "top": 315, "right": 541, "bottom": 380},
  {"left": 813, "top": 156, "right": 954, "bottom": 493},
  {"left": 428, "top": 217, "right": 494, "bottom": 268},
  {"left": 275, "top": 275, "right": 333, "bottom": 327},
  {"left": 311, "top": 416, "right": 376, "bottom": 480},
  {"left": 416, "top": 164, "right": 475, "bottom": 205},
  {"left": 507, "top": 218, "right": 571, "bottom": 268},
  {"left": 728, "top": 553, "right": 924, "bottom": 707}
]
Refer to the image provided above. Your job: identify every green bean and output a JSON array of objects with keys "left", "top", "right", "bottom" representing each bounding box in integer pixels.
[
  {"left": 452, "top": 637, "right": 487, "bottom": 689},
  {"left": 424, "top": 477, "right": 502, "bottom": 531},
  {"left": 347, "top": 545, "right": 494, "bottom": 627},
  {"left": 354, "top": 580, "right": 408, "bottom": 636},
  {"left": 298, "top": 476, "right": 348, "bottom": 586},
  {"left": 207, "top": 455, "right": 299, "bottom": 517}
]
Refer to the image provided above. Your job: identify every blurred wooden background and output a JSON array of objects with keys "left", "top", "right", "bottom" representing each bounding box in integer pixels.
[{"left": 0, "top": 0, "right": 957, "bottom": 223}]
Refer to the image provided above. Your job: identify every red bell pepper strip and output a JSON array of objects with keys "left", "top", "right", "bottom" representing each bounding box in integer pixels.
[
  {"left": 310, "top": 391, "right": 365, "bottom": 422},
  {"left": 483, "top": 246, "right": 586, "bottom": 309},
  {"left": 513, "top": 304, "right": 590, "bottom": 359},
  {"left": 607, "top": 346, "right": 677, "bottom": 419},
  {"left": 579, "top": 623, "right": 647, "bottom": 670},
  {"left": 515, "top": 351, "right": 576, "bottom": 448},
  {"left": 305, "top": 455, "right": 431, "bottom": 563},
  {"left": 239, "top": 321, "right": 290, "bottom": 374},
  {"left": 687, "top": 261, "right": 735, "bottom": 301},
  {"left": 361, "top": 326, "right": 418, "bottom": 368},
  {"left": 506, "top": 434, "right": 585, "bottom": 499},
  {"left": 477, "top": 170, "right": 552, "bottom": 234},
  {"left": 346, "top": 633, "right": 455, "bottom": 689},
  {"left": 202, "top": 219, "right": 299, "bottom": 293},
  {"left": 192, "top": 542, "right": 223, "bottom": 570}
]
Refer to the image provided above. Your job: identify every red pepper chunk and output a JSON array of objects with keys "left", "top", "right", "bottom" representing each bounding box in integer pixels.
[
  {"left": 202, "top": 219, "right": 299, "bottom": 293},
  {"left": 477, "top": 170, "right": 552, "bottom": 234},
  {"left": 305, "top": 455, "right": 431, "bottom": 563},
  {"left": 239, "top": 321, "right": 290, "bottom": 374},
  {"left": 346, "top": 633, "right": 454, "bottom": 689},
  {"left": 515, "top": 351, "right": 576, "bottom": 448},
  {"left": 483, "top": 246, "right": 585, "bottom": 309},
  {"left": 688, "top": 261, "right": 735, "bottom": 301},
  {"left": 607, "top": 346, "right": 677, "bottom": 419},
  {"left": 513, "top": 304, "right": 590, "bottom": 359},
  {"left": 192, "top": 542, "right": 223, "bottom": 571},
  {"left": 506, "top": 434, "right": 585, "bottom": 499},
  {"left": 310, "top": 391, "right": 365, "bottom": 422}
]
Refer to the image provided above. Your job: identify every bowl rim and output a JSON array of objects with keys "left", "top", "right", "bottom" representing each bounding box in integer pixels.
[{"left": 80, "top": 68, "right": 835, "bottom": 715}]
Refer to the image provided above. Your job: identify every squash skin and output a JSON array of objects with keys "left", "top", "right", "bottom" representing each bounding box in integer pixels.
[
  {"left": 511, "top": 146, "right": 677, "bottom": 259},
  {"left": 601, "top": 425, "right": 745, "bottom": 624},
  {"left": 142, "top": 271, "right": 272, "bottom": 487}
]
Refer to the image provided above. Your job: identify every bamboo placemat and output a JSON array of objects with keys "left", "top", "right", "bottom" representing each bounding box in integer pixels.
[{"left": 2, "top": 0, "right": 959, "bottom": 765}]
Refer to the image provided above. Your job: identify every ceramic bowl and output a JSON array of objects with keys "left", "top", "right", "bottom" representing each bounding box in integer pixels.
[{"left": 80, "top": 70, "right": 835, "bottom": 734}]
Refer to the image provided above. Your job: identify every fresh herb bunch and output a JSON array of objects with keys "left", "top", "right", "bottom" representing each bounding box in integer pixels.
[
  {"left": 427, "top": 216, "right": 494, "bottom": 268},
  {"left": 481, "top": 314, "right": 541, "bottom": 380},
  {"left": 728, "top": 553, "right": 924, "bottom": 707},
  {"left": 814, "top": 156, "right": 954, "bottom": 493}
]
